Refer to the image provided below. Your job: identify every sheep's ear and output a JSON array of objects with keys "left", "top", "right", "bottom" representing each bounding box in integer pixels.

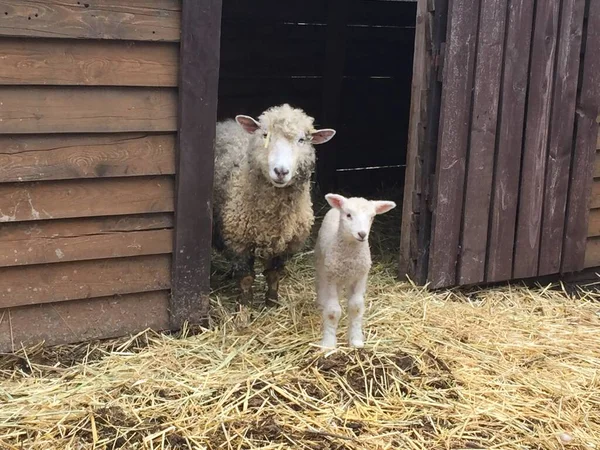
[
  {"left": 325, "top": 193, "right": 346, "bottom": 210},
  {"left": 372, "top": 200, "right": 396, "bottom": 215},
  {"left": 311, "top": 129, "right": 336, "bottom": 145},
  {"left": 235, "top": 115, "right": 261, "bottom": 134}
]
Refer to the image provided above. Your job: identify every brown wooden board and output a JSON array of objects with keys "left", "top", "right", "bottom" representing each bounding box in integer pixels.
[
  {"left": 0, "top": 254, "right": 171, "bottom": 310},
  {"left": 0, "top": 133, "right": 176, "bottom": 183},
  {"left": 0, "top": 87, "right": 177, "bottom": 134},
  {"left": 513, "top": 1, "right": 561, "bottom": 279},
  {"left": 428, "top": 0, "right": 480, "bottom": 288},
  {"left": 171, "top": 0, "right": 221, "bottom": 329},
  {"left": 0, "top": 227, "right": 172, "bottom": 267},
  {"left": 591, "top": 180, "right": 600, "bottom": 209},
  {"left": 0, "top": 291, "right": 170, "bottom": 352},
  {"left": 538, "top": 0, "right": 585, "bottom": 276},
  {"left": 486, "top": 0, "right": 535, "bottom": 282},
  {"left": 587, "top": 208, "right": 600, "bottom": 238},
  {"left": 0, "top": 176, "right": 174, "bottom": 222},
  {"left": 562, "top": 0, "right": 600, "bottom": 272},
  {"left": 0, "top": 39, "right": 178, "bottom": 87},
  {"left": 458, "top": 0, "right": 508, "bottom": 285},
  {"left": 595, "top": 151, "right": 600, "bottom": 177},
  {"left": 584, "top": 237, "right": 600, "bottom": 268},
  {"left": 0, "top": 0, "right": 180, "bottom": 42}
]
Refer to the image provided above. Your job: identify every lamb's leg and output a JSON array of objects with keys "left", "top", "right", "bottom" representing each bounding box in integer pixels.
[
  {"left": 347, "top": 275, "right": 368, "bottom": 348},
  {"left": 263, "top": 256, "right": 285, "bottom": 308},
  {"left": 232, "top": 253, "right": 255, "bottom": 307},
  {"left": 317, "top": 280, "right": 341, "bottom": 349}
]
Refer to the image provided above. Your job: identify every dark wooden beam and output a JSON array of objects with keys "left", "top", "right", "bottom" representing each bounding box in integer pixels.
[{"left": 171, "top": 0, "right": 222, "bottom": 330}]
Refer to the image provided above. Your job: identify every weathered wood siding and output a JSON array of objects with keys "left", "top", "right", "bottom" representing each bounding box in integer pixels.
[
  {"left": 0, "top": 0, "right": 181, "bottom": 351},
  {"left": 584, "top": 130, "right": 600, "bottom": 267},
  {"left": 427, "top": 0, "right": 597, "bottom": 288}
]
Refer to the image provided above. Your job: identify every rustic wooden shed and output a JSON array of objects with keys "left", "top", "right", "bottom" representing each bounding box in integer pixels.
[{"left": 0, "top": 0, "right": 598, "bottom": 351}]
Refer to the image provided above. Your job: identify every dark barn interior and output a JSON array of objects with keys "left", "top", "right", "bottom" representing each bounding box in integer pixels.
[{"left": 217, "top": 0, "right": 417, "bottom": 202}]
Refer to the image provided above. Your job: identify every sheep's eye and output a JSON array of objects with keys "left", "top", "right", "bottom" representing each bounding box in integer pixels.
[
  {"left": 263, "top": 132, "right": 268, "bottom": 138},
  {"left": 346, "top": 213, "right": 352, "bottom": 219},
  {"left": 298, "top": 137, "right": 306, "bottom": 144}
]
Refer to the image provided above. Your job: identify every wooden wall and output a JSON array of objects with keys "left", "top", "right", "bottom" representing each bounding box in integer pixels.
[
  {"left": 0, "top": 0, "right": 180, "bottom": 351},
  {"left": 584, "top": 128, "right": 600, "bottom": 267}
]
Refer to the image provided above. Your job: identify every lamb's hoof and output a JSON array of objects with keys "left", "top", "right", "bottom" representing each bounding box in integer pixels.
[
  {"left": 349, "top": 339, "right": 365, "bottom": 349},
  {"left": 319, "top": 337, "right": 337, "bottom": 350}
]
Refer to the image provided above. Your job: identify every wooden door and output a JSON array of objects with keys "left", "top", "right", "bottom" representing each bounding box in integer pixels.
[{"left": 425, "top": 0, "right": 599, "bottom": 288}]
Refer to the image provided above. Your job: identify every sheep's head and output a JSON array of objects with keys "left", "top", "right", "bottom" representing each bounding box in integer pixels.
[
  {"left": 325, "top": 194, "right": 396, "bottom": 243},
  {"left": 235, "top": 104, "right": 336, "bottom": 188}
]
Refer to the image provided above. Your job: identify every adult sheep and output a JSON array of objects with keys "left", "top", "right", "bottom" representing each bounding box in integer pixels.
[{"left": 213, "top": 104, "right": 336, "bottom": 307}]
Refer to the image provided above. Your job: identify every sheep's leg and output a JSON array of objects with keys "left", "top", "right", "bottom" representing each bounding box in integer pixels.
[
  {"left": 317, "top": 281, "right": 341, "bottom": 349},
  {"left": 233, "top": 253, "right": 255, "bottom": 307},
  {"left": 347, "top": 275, "right": 368, "bottom": 348},
  {"left": 263, "top": 256, "right": 285, "bottom": 308}
]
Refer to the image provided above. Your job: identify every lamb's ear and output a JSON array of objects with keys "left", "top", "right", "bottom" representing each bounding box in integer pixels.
[
  {"left": 325, "top": 193, "right": 346, "bottom": 210},
  {"left": 311, "top": 129, "right": 336, "bottom": 145},
  {"left": 235, "top": 115, "right": 261, "bottom": 134},
  {"left": 372, "top": 200, "right": 396, "bottom": 215}
]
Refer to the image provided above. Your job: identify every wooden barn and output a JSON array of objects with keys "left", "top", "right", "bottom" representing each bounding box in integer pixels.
[{"left": 0, "top": 0, "right": 598, "bottom": 352}]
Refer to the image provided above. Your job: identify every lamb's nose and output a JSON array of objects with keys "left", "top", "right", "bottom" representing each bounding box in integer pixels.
[
  {"left": 274, "top": 167, "right": 289, "bottom": 178},
  {"left": 358, "top": 231, "right": 366, "bottom": 239}
]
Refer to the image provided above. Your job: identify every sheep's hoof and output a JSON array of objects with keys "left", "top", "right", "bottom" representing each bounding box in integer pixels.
[{"left": 264, "top": 293, "right": 280, "bottom": 308}]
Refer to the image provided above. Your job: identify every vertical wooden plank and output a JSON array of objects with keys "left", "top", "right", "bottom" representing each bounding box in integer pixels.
[
  {"left": 317, "top": 0, "right": 348, "bottom": 194},
  {"left": 399, "top": 0, "right": 428, "bottom": 280},
  {"left": 513, "top": 0, "right": 561, "bottom": 279},
  {"left": 562, "top": 0, "right": 600, "bottom": 272},
  {"left": 487, "top": 0, "right": 536, "bottom": 282},
  {"left": 458, "top": 0, "right": 508, "bottom": 285},
  {"left": 538, "top": 0, "right": 586, "bottom": 276},
  {"left": 171, "top": 0, "right": 222, "bottom": 329},
  {"left": 428, "top": 0, "right": 480, "bottom": 288}
]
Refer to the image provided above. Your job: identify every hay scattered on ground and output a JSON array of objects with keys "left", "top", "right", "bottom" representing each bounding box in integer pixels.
[{"left": 1, "top": 197, "right": 600, "bottom": 449}]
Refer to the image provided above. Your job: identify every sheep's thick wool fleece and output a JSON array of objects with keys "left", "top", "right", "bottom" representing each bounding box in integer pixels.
[
  {"left": 315, "top": 207, "right": 372, "bottom": 286},
  {"left": 213, "top": 106, "right": 316, "bottom": 259}
]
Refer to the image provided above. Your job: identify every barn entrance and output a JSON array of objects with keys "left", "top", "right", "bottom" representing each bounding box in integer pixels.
[{"left": 217, "top": 0, "right": 417, "bottom": 202}]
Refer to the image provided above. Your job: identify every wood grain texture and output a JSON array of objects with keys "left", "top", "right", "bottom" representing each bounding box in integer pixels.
[
  {"left": 0, "top": 87, "right": 177, "bottom": 134},
  {"left": 486, "top": 0, "right": 535, "bottom": 282},
  {"left": 0, "top": 254, "right": 171, "bottom": 309},
  {"left": 562, "top": 1, "right": 600, "bottom": 272},
  {"left": 0, "top": 291, "right": 170, "bottom": 352},
  {"left": 595, "top": 151, "right": 600, "bottom": 177},
  {"left": 590, "top": 180, "right": 600, "bottom": 209},
  {"left": 538, "top": 0, "right": 585, "bottom": 276},
  {"left": 0, "top": 0, "right": 180, "bottom": 41},
  {"left": 587, "top": 209, "right": 600, "bottom": 238},
  {"left": 0, "top": 39, "right": 178, "bottom": 86},
  {"left": 584, "top": 237, "right": 600, "bottom": 268},
  {"left": 513, "top": 0, "right": 561, "bottom": 279},
  {"left": 0, "top": 176, "right": 174, "bottom": 222},
  {"left": 458, "top": 0, "right": 508, "bottom": 285},
  {"left": 171, "top": 0, "right": 221, "bottom": 329},
  {"left": 428, "top": 0, "right": 480, "bottom": 288},
  {"left": 0, "top": 227, "right": 172, "bottom": 267},
  {"left": 0, "top": 133, "right": 176, "bottom": 183}
]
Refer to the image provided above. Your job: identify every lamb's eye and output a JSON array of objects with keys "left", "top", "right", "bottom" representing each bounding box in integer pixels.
[{"left": 346, "top": 213, "right": 352, "bottom": 219}]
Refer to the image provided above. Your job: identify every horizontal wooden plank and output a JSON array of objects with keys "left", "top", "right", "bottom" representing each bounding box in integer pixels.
[
  {"left": 588, "top": 209, "right": 600, "bottom": 238},
  {"left": 0, "top": 290, "right": 170, "bottom": 352},
  {"left": 0, "top": 133, "right": 176, "bottom": 183},
  {"left": 0, "top": 1, "right": 180, "bottom": 42},
  {"left": 0, "top": 254, "right": 171, "bottom": 309},
  {"left": 0, "top": 176, "right": 174, "bottom": 222},
  {"left": 0, "top": 227, "right": 172, "bottom": 267},
  {"left": 590, "top": 179, "right": 600, "bottom": 209},
  {"left": 0, "top": 39, "right": 178, "bottom": 86},
  {"left": 584, "top": 237, "right": 600, "bottom": 268},
  {"left": 0, "top": 87, "right": 177, "bottom": 134}
]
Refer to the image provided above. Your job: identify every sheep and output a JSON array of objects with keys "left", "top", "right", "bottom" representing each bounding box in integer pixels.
[
  {"left": 213, "top": 104, "right": 336, "bottom": 307},
  {"left": 314, "top": 193, "right": 396, "bottom": 349}
]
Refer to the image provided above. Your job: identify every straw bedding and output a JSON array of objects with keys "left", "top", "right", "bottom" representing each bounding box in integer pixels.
[{"left": 1, "top": 199, "right": 600, "bottom": 449}]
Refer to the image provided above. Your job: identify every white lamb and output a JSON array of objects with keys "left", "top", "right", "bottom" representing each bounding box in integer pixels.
[{"left": 314, "top": 193, "right": 396, "bottom": 348}]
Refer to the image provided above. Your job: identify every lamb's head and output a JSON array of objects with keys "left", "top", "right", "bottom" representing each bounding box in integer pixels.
[
  {"left": 235, "top": 104, "right": 336, "bottom": 188},
  {"left": 325, "top": 194, "right": 396, "bottom": 243}
]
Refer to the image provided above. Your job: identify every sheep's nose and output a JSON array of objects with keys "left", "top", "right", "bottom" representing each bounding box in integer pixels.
[
  {"left": 358, "top": 231, "right": 367, "bottom": 240},
  {"left": 274, "top": 167, "right": 289, "bottom": 178}
]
